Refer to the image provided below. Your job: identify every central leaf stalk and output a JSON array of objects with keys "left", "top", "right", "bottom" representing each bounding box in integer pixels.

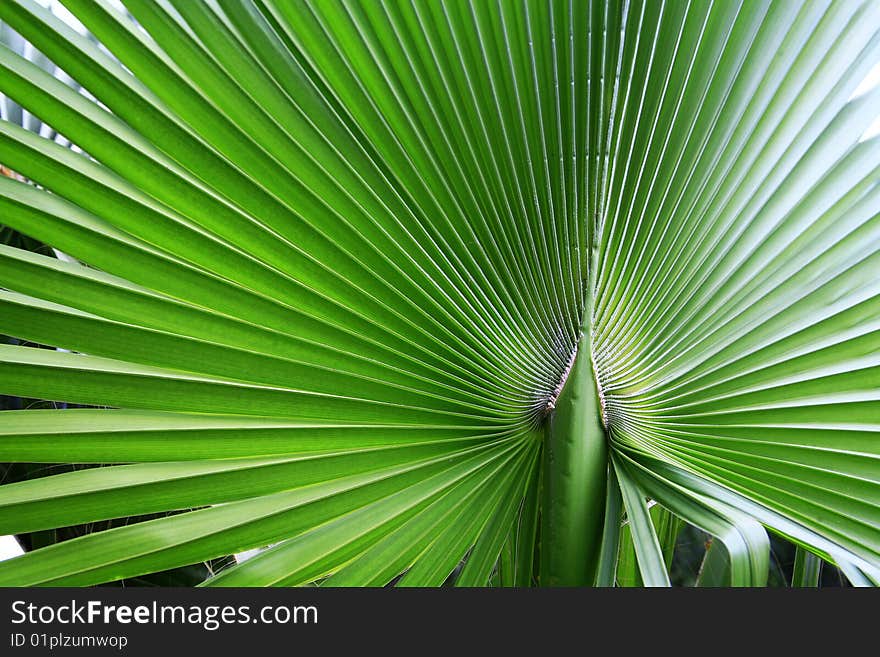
[{"left": 540, "top": 308, "right": 608, "bottom": 586}]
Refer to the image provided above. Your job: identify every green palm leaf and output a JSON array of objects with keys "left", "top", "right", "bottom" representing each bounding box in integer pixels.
[{"left": 0, "top": 0, "right": 878, "bottom": 587}]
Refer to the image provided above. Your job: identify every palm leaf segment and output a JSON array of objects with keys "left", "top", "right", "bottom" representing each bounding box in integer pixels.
[{"left": 0, "top": 0, "right": 878, "bottom": 586}]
